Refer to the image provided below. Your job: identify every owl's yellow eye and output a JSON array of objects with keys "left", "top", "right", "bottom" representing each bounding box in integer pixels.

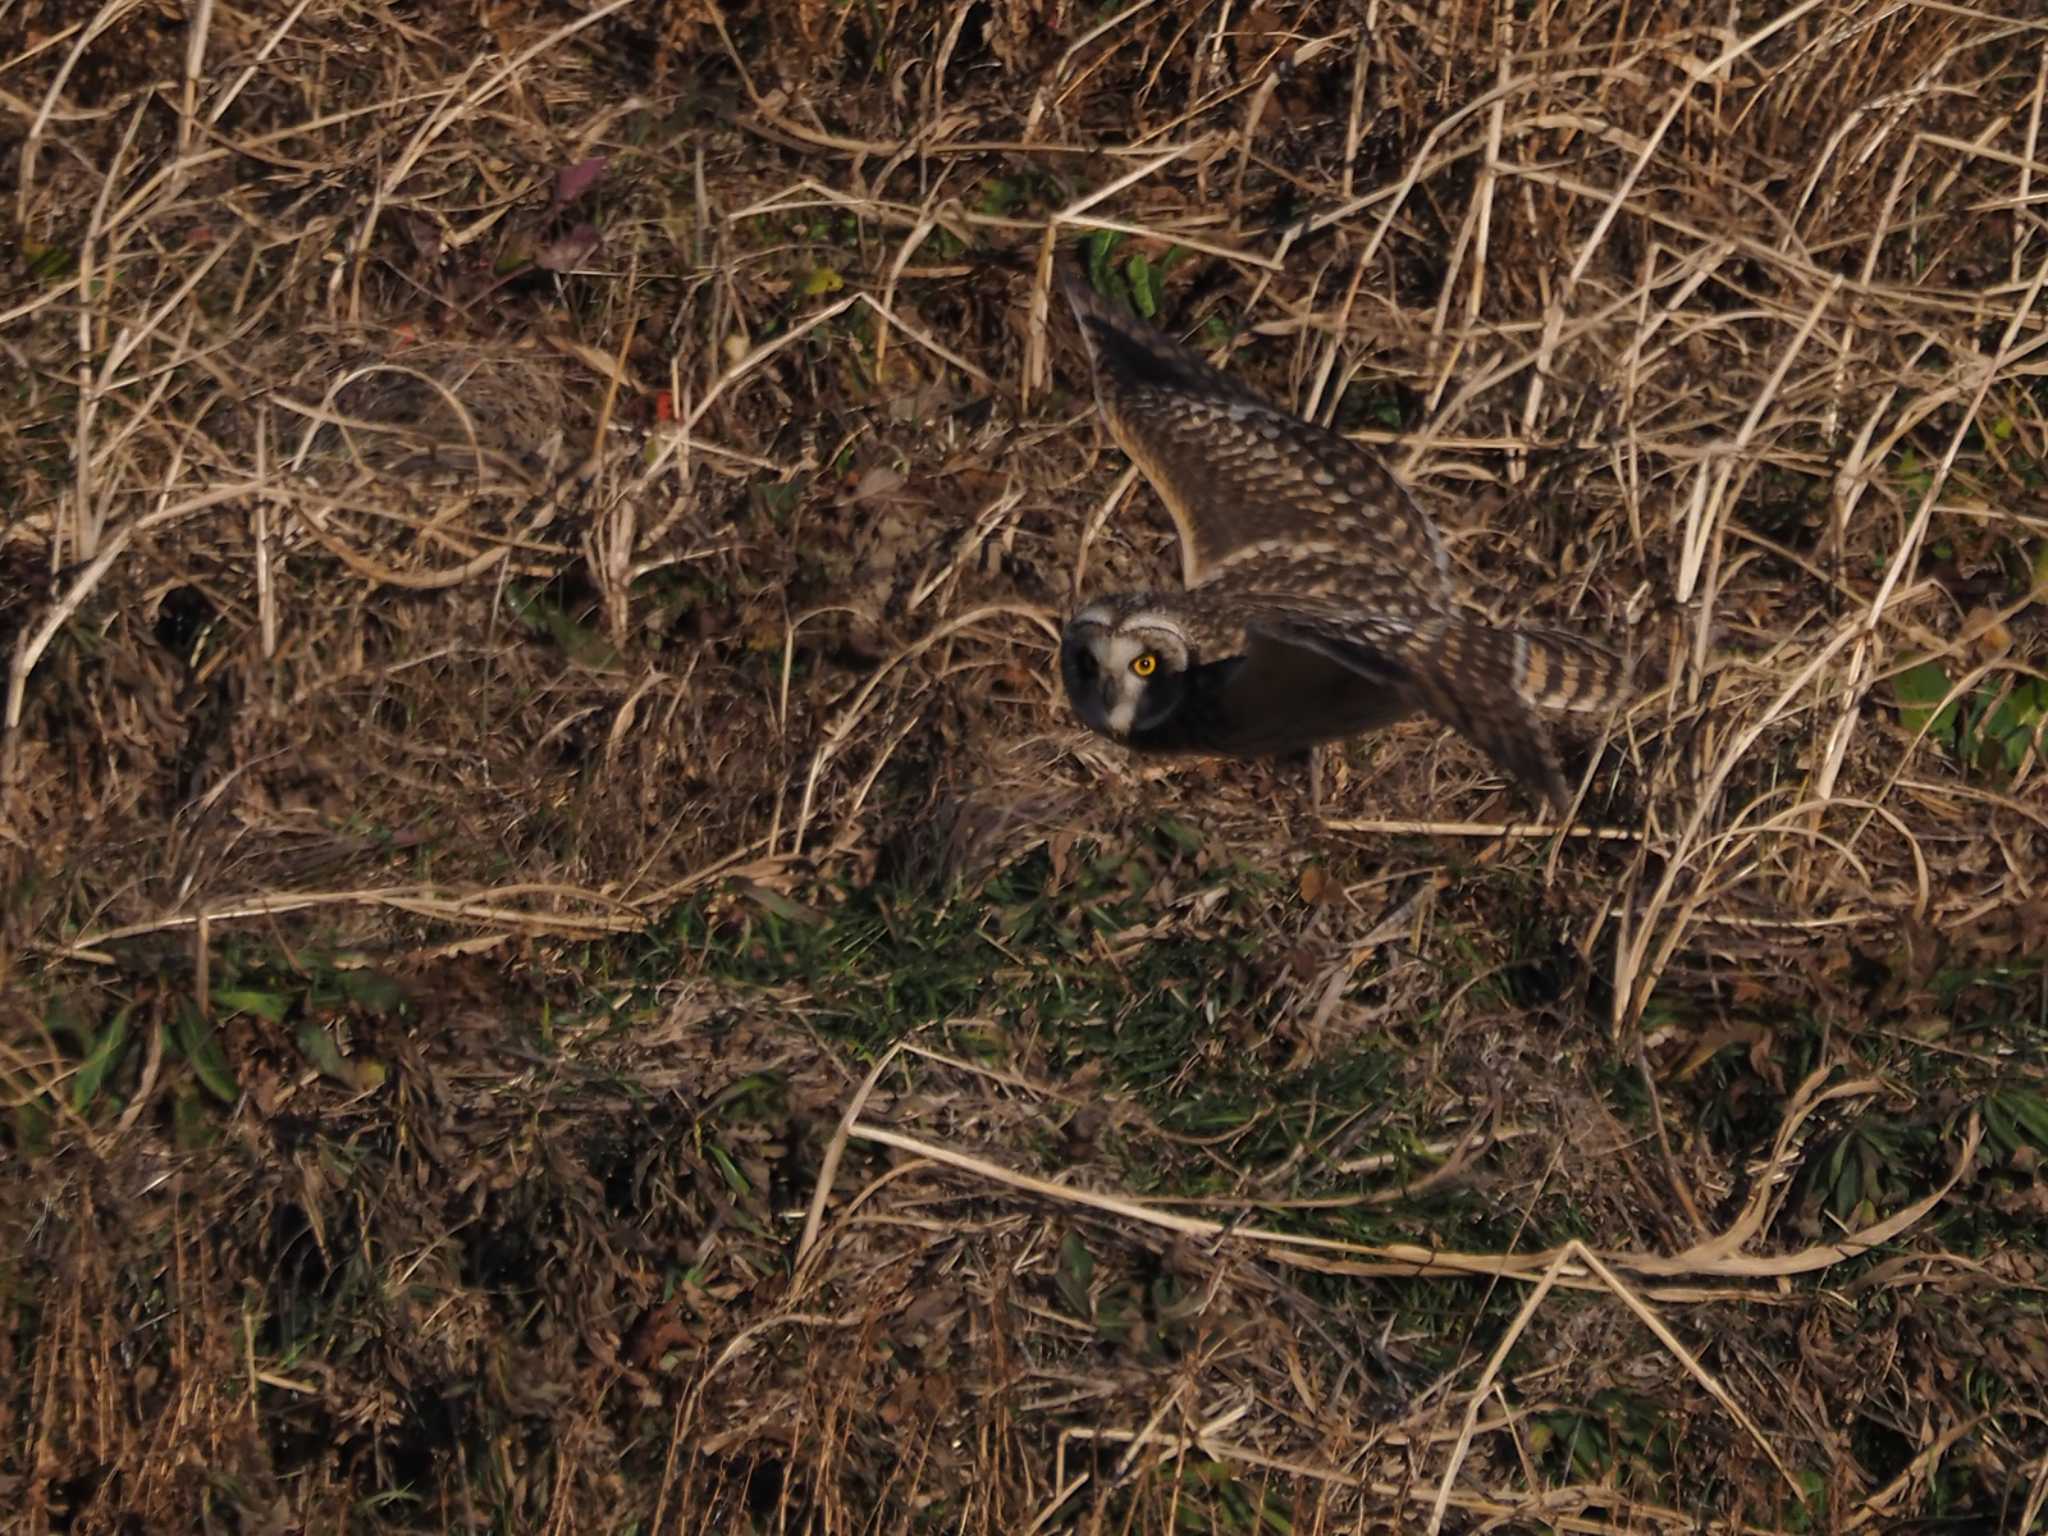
[{"left": 1131, "top": 653, "right": 1158, "bottom": 678}]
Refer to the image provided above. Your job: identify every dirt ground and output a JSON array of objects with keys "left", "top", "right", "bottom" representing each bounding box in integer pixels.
[{"left": 5, "top": 0, "right": 2048, "bottom": 1530}]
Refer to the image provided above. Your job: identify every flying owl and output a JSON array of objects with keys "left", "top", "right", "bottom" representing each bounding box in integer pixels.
[{"left": 1055, "top": 260, "right": 1631, "bottom": 813}]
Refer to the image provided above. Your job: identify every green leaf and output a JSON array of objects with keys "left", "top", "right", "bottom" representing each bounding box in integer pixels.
[
  {"left": 975, "top": 177, "right": 1018, "bottom": 217},
  {"left": 1124, "top": 252, "right": 1162, "bottom": 318},
  {"left": 507, "top": 584, "right": 621, "bottom": 671},
  {"left": 733, "top": 882, "right": 828, "bottom": 928},
  {"left": 1830, "top": 1144, "right": 1860, "bottom": 1218},
  {"left": 709, "top": 1072, "right": 785, "bottom": 1114},
  {"left": 1056, "top": 1230, "right": 1095, "bottom": 1318},
  {"left": 1785, "top": 1467, "right": 1828, "bottom": 1532},
  {"left": 1985, "top": 1094, "right": 2016, "bottom": 1154},
  {"left": 302, "top": 1028, "right": 385, "bottom": 1092},
  {"left": 71, "top": 1004, "right": 135, "bottom": 1113},
  {"left": 1978, "top": 679, "right": 2046, "bottom": 771},
  {"left": 174, "top": 1004, "right": 239, "bottom": 1105},
  {"left": 25, "top": 243, "right": 76, "bottom": 283},
  {"left": 1989, "top": 1087, "right": 2048, "bottom": 1153},
  {"left": 11, "top": 1099, "right": 53, "bottom": 1158},
  {"left": 802, "top": 266, "right": 843, "bottom": 297},
  {"left": 172, "top": 1084, "right": 220, "bottom": 1148},
  {"left": 215, "top": 987, "right": 292, "bottom": 1023},
  {"left": 1892, "top": 659, "right": 1958, "bottom": 745},
  {"left": 1082, "top": 229, "right": 1124, "bottom": 297},
  {"left": 332, "top": 968, "right": 405, "bottom": 1013},
  {"left": 706, "top": 1142, "right": 751, "bottom": 1197},
  {"left": 295, "top": 1023, "right": 353, "bottom": 1085},
  {"left": 752, "top": 479, "right": 805, "bottom": 524}
]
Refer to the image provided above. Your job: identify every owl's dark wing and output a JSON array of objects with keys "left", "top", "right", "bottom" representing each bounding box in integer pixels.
[
  {"left": 1189, "top": 630, "right": 1418, "bottom": 756},
  {"left": 1230, "top": 597, "right": 1630, "bottom": 812},
  {"left": 1058, "top": 261, "right": 1448, "bottom": 597}
]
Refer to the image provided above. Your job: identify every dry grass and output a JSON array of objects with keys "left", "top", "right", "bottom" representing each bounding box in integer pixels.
[{"left": 5, "top": 0, "right": 2048, "bottom": 1530}]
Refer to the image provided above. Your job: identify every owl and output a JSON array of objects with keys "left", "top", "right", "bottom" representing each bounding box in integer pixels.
[{"left": 1056, "top": 261, "right": 1631, "bottom": 813}]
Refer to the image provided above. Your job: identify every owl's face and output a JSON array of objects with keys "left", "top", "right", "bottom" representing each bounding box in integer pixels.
[{"left": 1060, "top": 599, "right": 1194, "bottom": 741}]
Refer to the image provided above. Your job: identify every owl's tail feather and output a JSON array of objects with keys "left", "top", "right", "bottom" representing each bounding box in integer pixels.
[
  {"left": 1509, "top": 625, "right": 1636, "bottom": 718},
  {"left": 1413, "top": 619, "right": 1635, "bottom": 814}
]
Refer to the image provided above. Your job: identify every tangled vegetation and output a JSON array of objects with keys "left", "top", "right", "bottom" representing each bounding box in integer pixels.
[{"left": 4, "top": 0, "right": 2047, "bottom": 1530}]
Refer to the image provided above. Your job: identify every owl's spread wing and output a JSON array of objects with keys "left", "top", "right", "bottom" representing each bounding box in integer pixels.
[
  {"left": 1238, "top": 602, "right": 1422, "bottom": 690},
  {"left": 1231, "top": 597, "right": 1629, "bottom": 812},
  {"left": 1058, "top": 261, "right": 1449, "bottom": 596},
  {"left": 1191, "top": 627, "right": 1418, "bottom": 756}
]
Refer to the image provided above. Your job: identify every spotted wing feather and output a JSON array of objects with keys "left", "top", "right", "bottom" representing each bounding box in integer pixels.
[
  {"left": 1229, "top": 598, "right": 1630, "bottom": 812},
  {"left": 1057, "top": 262, "right": 1448, "bottom": 598}
]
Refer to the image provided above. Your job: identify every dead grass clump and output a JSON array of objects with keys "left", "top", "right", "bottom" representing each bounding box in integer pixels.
[{"left": 5, "top": 0, "right": 2048, "bottom": 1529}]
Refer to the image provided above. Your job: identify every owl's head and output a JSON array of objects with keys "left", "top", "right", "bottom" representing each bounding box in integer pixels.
[{"left": 1059, "top": 598, "right": 1194, "bottom": 741}]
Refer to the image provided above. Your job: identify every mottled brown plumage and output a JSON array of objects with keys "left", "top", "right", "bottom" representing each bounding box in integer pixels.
[{"left": 1055, "top": 260, "right": 1631, "bottom": 812}]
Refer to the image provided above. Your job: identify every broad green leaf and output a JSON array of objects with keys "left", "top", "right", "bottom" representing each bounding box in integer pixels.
[
  {"left": 333, "top": 968, "right": 405, "bottom": 1012},
  {"left": 1965, "top": 679, "right": 2046, "bottom": 773},
  {"left": 295, "top": 1023, "right": 353, "bottom": 1085},
  {"left": 293, "top": 1021, "right": 385, "bottom": 1092},
  {"left": 1892, "top": 659, "right": 1957, "bottom": 745},
  {"left": 215, "top": 987, "right": 291, "bottom": 1023}
]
